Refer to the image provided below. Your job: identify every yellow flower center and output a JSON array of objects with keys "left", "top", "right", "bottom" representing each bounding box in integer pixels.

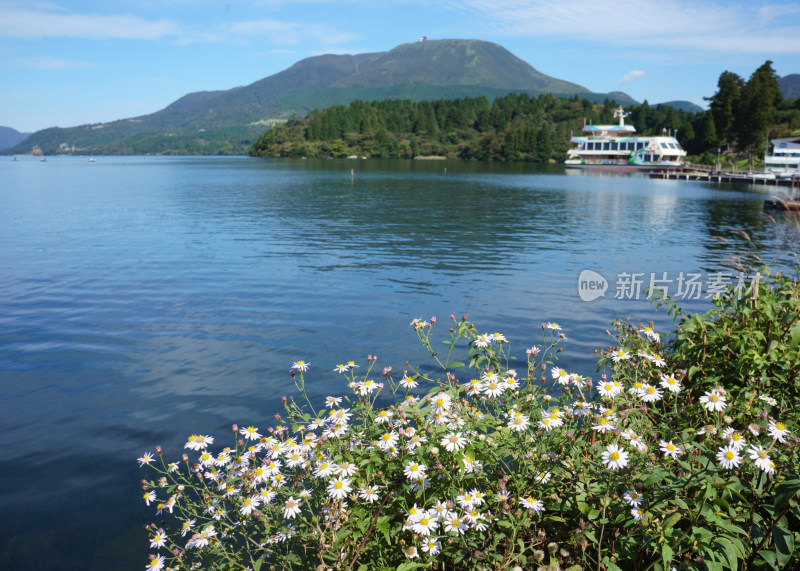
[
  {"left": 610, "top": 452, "right": 620, "bottom": 461},
  {"left": 725, "top": 451, "right": 735, "bottom": 460}
]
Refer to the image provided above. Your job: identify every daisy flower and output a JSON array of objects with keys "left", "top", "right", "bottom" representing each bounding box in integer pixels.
[
  {"left": 146, "top": 555, "right": 166, "bottom": 571},
  {"left": 602, "top": 444, "right": 629, "bottom": 470},
  {"left": 143, "top": 490, "right": 156, "bottom": 505},
  {"left": 149, "top": 529, "right": 168, "bottom": 549},
  {"left": 282, "top": 497, "right": 302, "bottom": 519},
  {"left": 551, "top": 367, "right": 571, "bottom": 385},
  {"left": 640, "top": 384, "right": 663, "bottom": 403},
  {"left": 659, "top": 374, "right": 681, "bottom": 393},
  {"left": 359, "top": 485, "right": 380, "bottom": 503},
  {"left": 239, "top": 426, "right": 261, "bottom": 441},
  {"left": 507, "top": 412, "right": 530, "bottom": 432},
  {"left": 717, "top": 445, "right": 742, "bottom": 469},
  {"left": 592, "top": 416, "right": 615, "bottom": 433},
  {"left": 187, "top": 525, "right": 217, "bottom": 549},
  {"left": 404, "top": 546, "right": 419, "bottom": 559},
  {"left": 404, "top": 462, "right": 427, "bottom": 481},
  {"left": 748, "top": 445, "right": 775, "bottom": 474},
  {"left": 759, "top": 394, "right": 778, "bottom": 407},
  {"left": 421, "top": 538, "right": 441, "bottom": 555},
  {"left": 481, "top": 380, "right": 504, "bottom": 397},
  {"left": 597, "top": 380, "right": 619, "bottom": 398},
  {"left": 768, "top": 420, "right": 791, "bottom": 443},
  {"left": 291, "top": 360, "right": 310, "bottom": 372},
  {"left": 184, "top": 434, "right": 214, "bottom": 451},
  {"left": 534, "top": 471, "right": 551, "bottom": 484},
  {"left": 520, "top": 495, "right": 545, "bottom": 514},
  {"left": 441, "top": 432, "right": 467, "bottom": 452},
  {"left": 239, "top": 495, "right": 260, "bottom": 516},
  {"left": 444, "top": 514, "right": 468, "bottom": 534},
  {"left": 621, "top": 428, "right": 647, "bottom": 452},
  {"left": 180, "top": 518, "right": 196, "bottom": 537},
  {"left": 546, "top": 322, "right": 562, "bottom": 331},
  {"left": 473, "top": 333, "right": 491, "bottom": 348},
  {"left": 137, "top": 452, "right": 155, "bottom": 467},
  {"left": 312, "top": 460, "right": 332, "bottom": 478},
  {"left": 722, "top": 427, "right": 746, "bottom": 451},
  {"left": 431, "top": 393, "right": 453, "bottom": 412},
  {"left": 639, "top": 326, "right": 660, "bottom": 342},
  {"left": 399, "top": 375, "right": 418, "bottom": 389},
  {"left": 623, "top": 489, "right": 643, "bottom": 507},
  {"left": 538, "top": 417, "right": 556, "bottom": 432},
  {"left": 659, "top": 440, "right": 683, "bottom": 459},
  {"left": 327, "top": 478, "right": 352, "bottom": 500},
  {"left": 325, "top": 396, "right": 342, "bottom": 408},
  {"left": 699, "top": 388, "right": 727, "bottom": 412},
  {"left": 378, "top": 431, "right": 399, "bottom": 450},
  {"left": 611, "top": 350, "right": 631, "bottom": 363},
  {"left": 333, "top": 364, "right": 349, "bottom": 374},
  {"left": 631, "top": 507, "right": 644, "bottom": 521},
  {"left": 412, "top": 512, "right": 438, "bottom": 536},
  {"left": 491, "top": 332, "right": 507, "bottom": 344},
  {"left": 337, "top": 461, "right": 358, "bottom": 477}
]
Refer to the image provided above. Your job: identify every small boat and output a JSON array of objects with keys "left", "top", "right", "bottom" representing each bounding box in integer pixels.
[
  {"left": 565, "top": 107, "right": 686, "bottom": 172},
  {"left": 88, "top": 158, "right": 96, "bottom": 162},
  {"left": 764, "top": 137, "right": 800, "bottom": 178}
]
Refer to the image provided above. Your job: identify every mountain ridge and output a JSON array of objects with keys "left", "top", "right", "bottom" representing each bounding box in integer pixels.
[{"left": 6, "top": 39, "right": 636, "bottom": 155}]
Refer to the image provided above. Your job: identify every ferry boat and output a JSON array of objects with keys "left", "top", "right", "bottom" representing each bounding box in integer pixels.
[
  {"left": 565, "top": 107, "right": 686, "bottom": 171},
  {"left": 764, "top": 138, "right": 800, "bottom": 178}
]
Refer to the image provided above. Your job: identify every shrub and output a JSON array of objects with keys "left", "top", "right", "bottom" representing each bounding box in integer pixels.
[{"left": 138, "top": 274, "right": 800, "bottom": 571}]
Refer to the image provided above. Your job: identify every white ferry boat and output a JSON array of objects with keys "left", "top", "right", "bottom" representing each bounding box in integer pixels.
[
  {"left": 764, "top": 138, "right": 800, "bottom": 178},
  {"left": 565, "top": 107, "right": 686, "bottom": 171}
]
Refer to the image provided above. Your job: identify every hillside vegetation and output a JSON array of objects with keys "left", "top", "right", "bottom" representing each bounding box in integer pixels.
[
  {"left": 4, "top": 39, "right": 628, "bottom": 156},
  {"left": 250, "top": 61, "right": 800, "bottom": 164}
]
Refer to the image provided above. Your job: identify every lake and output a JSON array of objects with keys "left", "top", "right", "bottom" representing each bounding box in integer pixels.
[{"left": 0, "top": 155, "right": 796, "bottom": 570}]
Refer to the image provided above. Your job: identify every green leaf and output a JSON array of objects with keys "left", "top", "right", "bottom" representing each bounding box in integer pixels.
[
  {"left": 757, "top": 549, "right": 779, "bottom": 571},
  {"left": 662, "top": 512, "right": 681, "bottom": 531},
  {"left": 577, "top": 501, "right": 592, "bottom": 516},
  {"left": 772, "top": 525, "right": 795, "bottom": 566},
  {"left": 773, "top": 477, "right": 800, "bottom": 511},
  {"left": 714, "top": 537, "right": 740, "bottom": 570},
  {"left": 448, "top": 361, "right": 466, "bottom": 368},
  {"left": 661, "top": 543, "right": 674, "bottom": 569}
]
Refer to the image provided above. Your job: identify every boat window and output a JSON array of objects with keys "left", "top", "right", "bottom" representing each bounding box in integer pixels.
[
  {"left": 603, "top": 142, "right": 610, "bottom": 151},
  {"left": 636, "top": 142, "right": 645, "bottom": 150},
  {"left": 660, "top": 142, "right": 668, "bottom": 149},
  {"left": 668, "top": 143, "right": 677, "bottom": 149}
]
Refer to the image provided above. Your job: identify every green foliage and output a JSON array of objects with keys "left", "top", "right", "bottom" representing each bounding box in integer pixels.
[
  {"left": 249, "top": 94, "right": 701, "bottom": 162},
  {"left": 660, "top": 268, "right": 800, "bottom": 408},
  {"left": 138, "top": 270, "right": 800, "bottom": 569}
]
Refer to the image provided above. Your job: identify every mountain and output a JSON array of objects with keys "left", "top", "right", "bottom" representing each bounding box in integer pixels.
[
  {"left": 659, "top": 100, "right": 704, "bottom": 113},
  {"left": 0, "top": 126, "right": 31, "bottom": 151},
  {"left": 6, "top": 39, "right": 636, "bottom": 155},
  {"left": 779, "top": 74, "right": 800, "bottom": 99}
]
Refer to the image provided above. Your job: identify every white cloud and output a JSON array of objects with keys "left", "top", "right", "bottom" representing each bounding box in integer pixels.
[
  {"left": 0, "top": 5, "right": 180, "bottom": 40},
  {"left": 223, "top": 18, "right": 361, "bottom": 47},
  {"left": 617, "top": 70, "right": 645, "bottom": 85},
  {"left": 17, "top": 57, "right": 97, "bottom": 69},
  {"left": 447, "top": 0, "right": 800, "bottom": 55}
]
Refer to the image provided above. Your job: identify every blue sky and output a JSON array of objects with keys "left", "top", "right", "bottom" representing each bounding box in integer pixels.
[{"left": 2, "top": 0, "right": 799, "bottom": 133}]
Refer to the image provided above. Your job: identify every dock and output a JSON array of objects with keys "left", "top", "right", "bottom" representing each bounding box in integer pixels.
[{"left": 648, "top": 171, "right": 799, "bottom": 187}]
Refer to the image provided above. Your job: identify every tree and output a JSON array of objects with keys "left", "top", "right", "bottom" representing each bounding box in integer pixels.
[
  {"left": 706, "top": 71, "right": 744, "bottom": 148},
  {"left": 735, "top": 61, "right": 783, "bottom": 162}
]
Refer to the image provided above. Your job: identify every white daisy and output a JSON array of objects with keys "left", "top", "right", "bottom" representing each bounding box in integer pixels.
[
  {"left": 716, "top": 445, "right": 742, "bottom": 470},
  {"left": 601, "top": 444, "right": 629, "bottom": 470}
]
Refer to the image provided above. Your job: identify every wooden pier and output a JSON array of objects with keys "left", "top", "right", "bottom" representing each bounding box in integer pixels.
[{"left": 648, "top": 171, "right": 799, "bottom": 187}]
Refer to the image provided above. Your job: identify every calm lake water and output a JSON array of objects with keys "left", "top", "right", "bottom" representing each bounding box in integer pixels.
[{"left": 0, "top": 155, "right": 797, "bottom": 569}]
